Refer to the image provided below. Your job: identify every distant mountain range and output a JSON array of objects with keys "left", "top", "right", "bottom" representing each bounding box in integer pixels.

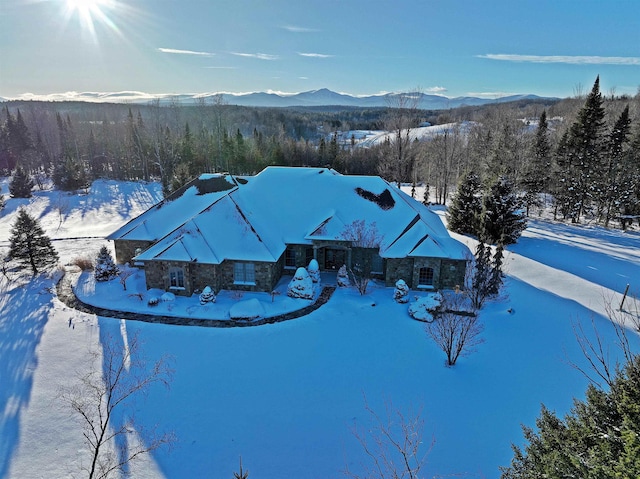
[
  {"left": 192, "top": 88, "right": 558, "bottom": 109},
  {"left": 0, "top": 88, "right": 559, "bottom": 109}
]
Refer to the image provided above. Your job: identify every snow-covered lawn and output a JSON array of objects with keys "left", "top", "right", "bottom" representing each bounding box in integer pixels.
[{"left": 1, "top": 179, "right": 639, "bottom": 478}]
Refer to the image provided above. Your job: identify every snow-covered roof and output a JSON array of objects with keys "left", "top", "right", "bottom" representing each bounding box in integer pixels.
[
  {"left": 111, "top": 167, "right": 468, "bottom": 263},
  {"left": 107, "top": 174, "right": 238, "bottom": 242}
]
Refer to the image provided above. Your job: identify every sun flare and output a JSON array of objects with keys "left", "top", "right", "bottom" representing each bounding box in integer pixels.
[{"left": 63, "top": 0, "right": 117, "bottom": 40}]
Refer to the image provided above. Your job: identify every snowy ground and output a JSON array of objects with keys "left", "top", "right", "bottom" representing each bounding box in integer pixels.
[{"left": 1, "top": 179, "right": 639, "bottom": 478}]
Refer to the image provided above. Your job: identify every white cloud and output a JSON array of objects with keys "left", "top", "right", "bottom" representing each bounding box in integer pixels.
[
  {"left": 158, "top": 48, "right": 215, "bottom": 57},
  {"left": 425, "top": 86, "right": 447, "bottom": 93},
  {"left": 466, "top": 91, "right": 514, "bottom": 99},
  {"left": 11, "top": 91, "right": 177, "bottom": 103},
  {"left": 281, "top": 25, "right": 319, "bottom": 33},
  {"left": 231, "top": 52, "right": 279, "bottom": 61},
  {"left": 298, "top": 52, "right": 334, "bottom": 58},
  {"left": 477, "top": 54, "right": 640, "bottom": 65}
]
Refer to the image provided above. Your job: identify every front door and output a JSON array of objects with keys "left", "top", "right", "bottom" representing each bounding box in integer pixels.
[{"left": 324, "top": 248, "right": 346, "bottom": 270}]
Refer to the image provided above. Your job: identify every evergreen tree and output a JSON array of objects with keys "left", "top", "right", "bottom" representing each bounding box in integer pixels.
[
  {"left": 481, "top": 176, "right": 527, "bottom": 244},
  {"left": 9, "top": 165, "right": 34, "bottom": 198},
  {"left": 558, "top": 76, "right": 607, "bottom": 222},
  {"left": 502, "top": 355, "right": 640, "bottom": 479},
  {"left": 8, "top": 208, "right": 59, "bottom": 275},
  {"left": 52, "top": 155, "right": 89, "bottom": 191},
  {"left": 447, "top": 172, "right": 482, "bottom": 236},
  {"left": 488, "top": 241, "right": 505, "bottom": 297},
  {"left": 600, "top": 105, "right": 632, "bottom": 226},
  {"left": 170, "top": 163, "right": 191, "bottom": 193},
  {"left": 469, "top": 241, "right": 495, "bottom": 310},
  {"left": 0, "top": 193, "right": 5, "bottom": 213},
  {"left": 619, "top": 124, "right": 640, "bottom": 219},
  {"left": 521, "top": 110, "right": 551, "bottom": 215},
  {"left": 94, "top": 245, "right": 119, "bottom": 281}
]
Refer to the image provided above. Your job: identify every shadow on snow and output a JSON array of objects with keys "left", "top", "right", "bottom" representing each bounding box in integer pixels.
[{"left": 0, "top": 278, "right": 54, "bottom": 477}]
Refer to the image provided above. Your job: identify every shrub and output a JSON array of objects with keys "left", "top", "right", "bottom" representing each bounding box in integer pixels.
[{"left": 72, "top": 255, "right": 94, "bottom": 271}]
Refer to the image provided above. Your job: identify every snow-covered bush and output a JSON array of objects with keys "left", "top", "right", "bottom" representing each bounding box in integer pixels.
[
  {"left": 336, "top": 264, "right": 350, "bottom": 287},
  {"left": 147, "top": 297, "right": 159, "bottom": 307},
  {"left": 394, "top": 279, "right": 409, "bottom": 303},
  {"left": 287, "top": 267, "right": 314, "bottom": 299},
  {"left": 199, "top": 286, "right": 216, "bottom": 305},
  {"left": 307, "top": 259, "right": 320, "bottom": 283},
  {"left": 408, "top": 293, "right": 443, "bottom": 321},
  {"left": 230, "top": 298, "right": 265, "bottom": 321},
  {"left": 161, "top": 292, "right": 175, "bottom": 302},
  {"left": 94, "top": 246, "right": 118, "bottom": 282}
]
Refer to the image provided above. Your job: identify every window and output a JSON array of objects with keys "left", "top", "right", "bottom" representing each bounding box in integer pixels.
[
  {"left": 133, "top": 247, "right": 144, "bottom": 266},
  {"left": 169, "top": 267, "right": 185, "bottom": 289},
  {"left": 284, "top": 248, "right": 296, "bottom": 269},
  {"left": 234, "top": 262, "right": 256, "bottom": 285},
  {"left": 371, "top": 253, "right": 384, "bottom": 274},
  {"left": 418, "top": 267, "right": 434, "bottom": 287}
]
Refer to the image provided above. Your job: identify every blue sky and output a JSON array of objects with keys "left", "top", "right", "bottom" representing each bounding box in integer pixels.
[{"left": 1, "top": 0, "right": 639, "bottom": 100}]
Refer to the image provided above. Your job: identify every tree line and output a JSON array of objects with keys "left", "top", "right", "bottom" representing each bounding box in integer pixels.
[{"left": 2, "top": 78, "right": 639, "bottom": 226}]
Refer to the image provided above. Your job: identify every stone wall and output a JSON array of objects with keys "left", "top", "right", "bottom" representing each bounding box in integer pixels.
[
  {"left": 144, "top": 260, "right": 194, "bottom": 296},
  {"left": 113, "top": 239, "right": 153, "bottom": 265},
  {"left": 439, "top": 259, "right": 468, "bottom": 289},
  {"left": 191, "top": 262, "right": 220, "bottom": 294},
  {"left": 284, "top": 244, "right": 314, "bottom": 271},
  {"left": 218, "top": 260, "right": 279, "bottom": 292},
  {"left": 385, "top": 257, "right": 414, "bottom": 287},
  {"left": 385, "top": 257, "right": 467, "bottom": 290}
]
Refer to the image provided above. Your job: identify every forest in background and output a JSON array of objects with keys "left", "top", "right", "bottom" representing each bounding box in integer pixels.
[{"left": 1, "top": 78, "right": 639, "bottom": 227}]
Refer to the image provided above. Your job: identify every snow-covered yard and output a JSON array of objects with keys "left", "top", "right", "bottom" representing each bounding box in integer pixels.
[{"left": 1, "top": 179, "right": 639, "bottom": 478}]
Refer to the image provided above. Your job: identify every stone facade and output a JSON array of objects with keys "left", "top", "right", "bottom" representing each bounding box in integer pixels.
[
  {"left": 113, "top": 239, "right": 154, "bottom": 265},
  {"left": 385, "top": 257, "right": 467, "bottom": 290},
  {"left": 217, "top": 260, "right": 280, "bottom": 293},
  {"left": 139, "top": 246, "right": 466, "bottom": 296},
  {"left": 144, "top": 260, "right": 194, "bottom": 296},
  {"left": 439, "top": 259, "right": 468, "bottom": 289}
]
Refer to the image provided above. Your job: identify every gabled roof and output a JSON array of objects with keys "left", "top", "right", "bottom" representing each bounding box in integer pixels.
[
  {"left": 107, "top": 174, "right": 238, "bottom": 242},
  {"left": 110, "top": 167, "right": 468, "bottom": 263}
]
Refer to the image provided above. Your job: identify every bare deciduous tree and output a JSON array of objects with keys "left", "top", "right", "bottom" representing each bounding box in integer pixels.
[
  {"left": 345, "top": 396, "right": 433, "bottom": 479},
  {"left": 378, "top": 90, "right": 422, "bottom": 187},
  {"left": 568, "top": 294, "right": 639, "bottom": 390},
  {"left": 60, "top": 332, "right": 174, "bottom": 479},
  {"left": 340, "top": 220, "right": 383, "bottom": 295},
  {"left": 426, "top": 291, "right": 483, "bottom": 366}
]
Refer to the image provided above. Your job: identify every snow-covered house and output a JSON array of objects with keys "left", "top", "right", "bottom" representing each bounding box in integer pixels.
[{"left": 107, "top": 167, "right": 469, "bottom": 295}]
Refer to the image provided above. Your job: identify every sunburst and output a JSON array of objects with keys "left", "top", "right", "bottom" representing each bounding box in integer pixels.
[{"left": 62, "top": 0, "right": 118, "bottom": 41}]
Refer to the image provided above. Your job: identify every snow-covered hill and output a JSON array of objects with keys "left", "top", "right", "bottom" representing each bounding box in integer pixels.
[
  {"left": 1, "top": 179, "right": 639, "bottom": 478},
  {"left": 5, "top": 89, "right": 560, "bottom": 109}
]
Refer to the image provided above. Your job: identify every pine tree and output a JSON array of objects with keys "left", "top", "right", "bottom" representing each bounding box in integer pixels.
[
  {"left": 521, "top": 111, "right": 551, "bottom": 215},
  {"left": 600, "top": 105, "right": 632, "bottom": 227},
  {"left": 94, "top": 246, "right": 119, "bottom": 281},
  {"left": 9, "top": 165, "right": 34, "bottom": 198},
  {"left": 0, "top": 193, "right": 5, "bottom": 213},
  {"left": 481, "top": 176, "right": 527, "bottom": 244},
  {"left": 8, "top": 208, "right": 59, "bottom": 275},
  {"left": 488, "top": 241, "right": 504, "bottom": 296},
  {"left": 619, "top": 124, "right": 640, "bottom": 220},
  {"left": 502, "top": 355, "right": 640, "bottom": 479},
  {"left": 447, "top": 172, "right": 482, "bottom": 236},
  {"left": 469, "top": 241, "right": 492, "bottom": 309},
  {"left": 559, "top": 76, "right": 607, "bottom": 222}
]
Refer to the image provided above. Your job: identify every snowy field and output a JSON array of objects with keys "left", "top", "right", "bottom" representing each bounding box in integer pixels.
[{"left": 1, "top": 179, "right": 639, "bottom": 478}]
